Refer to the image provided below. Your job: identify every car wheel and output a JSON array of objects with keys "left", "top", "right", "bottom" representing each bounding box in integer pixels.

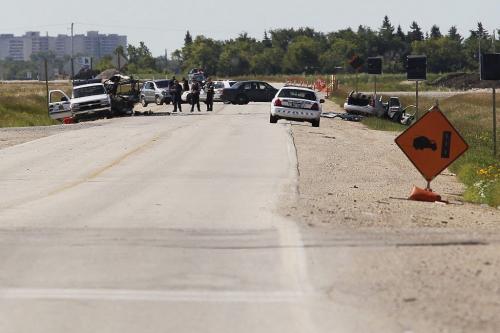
[
  {"left": 312, "top": 119, "right": 320, "bottom": 127},
  {"left": 141, "top": 96, "right": 148, "bottom": 107},
  {"left": 155, "top": 95, "right": 163, "bottom": 105},
  {"left": 237, "top": 94, "right": 249, "bottom": 105},
  {"left": 165, "top": 99, "right": 171, "bottom": 105},
  {"left": 270, "top": 114, "right": 278, "bottom": 124}
]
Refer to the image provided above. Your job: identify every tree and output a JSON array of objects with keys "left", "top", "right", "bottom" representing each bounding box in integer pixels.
[
  {"left": 262, "top": 31, "right": 272, "bottom": 48},
  {"left": 127, "top": 41, "right": 155, "bottom": 73},
  {"left": 412, "top": 37, "right": 465, "bottom": 72},
  {"left": 251, "top": 47, "right": 283, "bottom": 74},
  {"left": 380, "top": 15, "right": 394, "bottom": 40},
  {"left": 448, "top": 26, "right": 462, "bottom": 42},
  {"left": 430, "top": 25, "right": 442, "bottom": 39},
  {"left": 182, "top": 36, "right": 222, "bottom": 75},
  {"left": 184, "top": 31, "right": 193, "bottom": 46},
  {"left": 408, "top": 21, "right": 424, "bottom": 42},
  {"left": 396, "top": 25, "right": 406, "bottom": 41},
  {"left": 283, "top": 36, "right": 321, "bottom": 74}
]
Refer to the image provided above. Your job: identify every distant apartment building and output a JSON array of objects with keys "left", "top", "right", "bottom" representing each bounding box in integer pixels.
[{"left": 0, "top": 31, "right": 127, "bottom": 61}]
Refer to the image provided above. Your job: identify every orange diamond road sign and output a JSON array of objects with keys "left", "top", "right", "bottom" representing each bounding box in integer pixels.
[{"left": 395, "top": 106, "right": 469, "bottom": 182}]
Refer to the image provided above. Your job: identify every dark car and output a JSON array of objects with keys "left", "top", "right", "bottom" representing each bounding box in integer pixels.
[
  {"left": 221, "top": 81, "right": 278, "bottom": 105},
  {"left": 413, "top": 136, "right": 437, "bottom": 151}
]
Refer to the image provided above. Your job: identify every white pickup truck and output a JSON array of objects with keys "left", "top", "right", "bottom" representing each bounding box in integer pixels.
[{"left": 49, "top": 82, "right": 112, "bottom": 121}]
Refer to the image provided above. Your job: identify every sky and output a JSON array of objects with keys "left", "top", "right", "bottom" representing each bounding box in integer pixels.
[{"left": 0, "top": 0, "right": 499, "bottom": 56}]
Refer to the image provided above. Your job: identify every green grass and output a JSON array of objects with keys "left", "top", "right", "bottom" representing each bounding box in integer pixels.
[
  {"left": 0, "top": 82, "right": 70, "bottom": 127},
  {"left": 334, "top": 73, "right": 443, "bottom": 92},
  {"left": 331, "top": 81, "right": 500, "bottom": 207}
]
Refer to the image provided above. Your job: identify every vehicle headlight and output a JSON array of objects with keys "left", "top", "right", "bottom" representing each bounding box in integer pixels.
[
  {"left": 161, "top": 91, "right": 167, "bottom": 95},
  {"left": 71, "top": 103, "right": 79, "bottom": 109},
  {"left": 101, "top": 99, "right": 110, "bottom": 105}
]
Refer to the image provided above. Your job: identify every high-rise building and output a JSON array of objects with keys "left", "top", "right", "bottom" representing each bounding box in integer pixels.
[{"left": 0, "top": 31, "right": 127, "bottom": 61}]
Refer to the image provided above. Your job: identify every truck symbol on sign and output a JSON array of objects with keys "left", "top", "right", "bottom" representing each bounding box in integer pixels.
[{"left": 413, "top": 136, "right": 437, "bottom": 151}]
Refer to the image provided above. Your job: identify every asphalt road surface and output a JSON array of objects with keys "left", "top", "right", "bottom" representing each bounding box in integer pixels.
[{"left": 0, "top": 103, "right": 393, "bottom": 332}]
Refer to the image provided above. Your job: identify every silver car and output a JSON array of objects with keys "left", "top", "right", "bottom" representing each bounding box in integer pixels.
[{"left": 140, "top": 80, "right": 172, "bottom": 106}]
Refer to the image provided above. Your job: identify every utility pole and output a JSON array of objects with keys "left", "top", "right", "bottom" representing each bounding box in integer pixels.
[
  {"left": 493, "top": 30, "right": 497, "bottom": 53},
  {"left": 71, "top": 22, "right": 74, "bottom": 82},
  {"left": 478, "top": 30, "right": 482, "bottom": 74}
]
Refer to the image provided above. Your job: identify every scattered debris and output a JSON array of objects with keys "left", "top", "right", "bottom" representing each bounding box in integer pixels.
[{"left": 321, "top": 112, "right": 364, "bottom": 122}]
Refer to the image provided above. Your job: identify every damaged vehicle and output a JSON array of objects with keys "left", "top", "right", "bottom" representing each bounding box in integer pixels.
[
  {"left": 48, "top": 90, "right": 72, "bottom": 121},
  {"left": 385, "top": 97, "right": 416, "bottom": 126},
  {"left": 48, "top": 74, "right": 140, "bottom": 122},
  {"left": 344, "top": 91, "right": 385, "bottom": 117},
  {"left": 344, "top": 91, "right": 415, "bottom": 125},
  {"left": 104, "top": 74, "right": 140, "bottom": 117},
  {"left": 70, "top": 81, "right": 112, "bottom": 121}
]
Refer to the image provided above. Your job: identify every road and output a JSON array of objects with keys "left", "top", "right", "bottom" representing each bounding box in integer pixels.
[{"left": 0, "top": 103, "right": 399, "bottom": 332}]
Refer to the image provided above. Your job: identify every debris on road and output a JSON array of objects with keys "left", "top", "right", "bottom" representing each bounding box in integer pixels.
[{"left": 321, "top": 112, "right": 364, "bottom": 122}]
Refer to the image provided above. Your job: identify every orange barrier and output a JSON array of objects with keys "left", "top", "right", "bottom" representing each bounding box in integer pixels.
[
  {"left": 409, "top": 186, "right": 443, "bottom": 203},
  {"left": 286, "top": 76, "right": 338, "bottom": 95}
]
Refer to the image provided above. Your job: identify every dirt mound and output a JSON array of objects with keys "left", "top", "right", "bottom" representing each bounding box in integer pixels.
[
  {"left": 96, "top": 69, "right": 120, "bottom": 81},
  {"left": 430, "top": 72, "right": 500, "bottom": 90}
]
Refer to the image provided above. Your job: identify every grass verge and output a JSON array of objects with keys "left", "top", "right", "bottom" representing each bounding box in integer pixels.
[{"left": 0, "top": 82, "right": 70, "bottom": 127}]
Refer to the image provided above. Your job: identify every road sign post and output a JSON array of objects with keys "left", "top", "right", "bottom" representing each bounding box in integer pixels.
[
  {"left": 395, "top": 105, "right": 469, "bottom": 202},
  {"left": 494, "top": 87, "right": 497, "bottom": 156},
  {"left": 407, "top": 56, "right": 427, "bottom": 121},
  {"left": 416, "top": 80, "right": 419, "bottom": 120},
  {"left": 480, "top": 53, "right": 500, "bottom": 156},
  {"left": 367, "top": 57, "right": 382, "bottom": 98}
]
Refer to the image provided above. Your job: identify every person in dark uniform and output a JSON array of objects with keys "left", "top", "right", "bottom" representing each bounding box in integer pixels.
[
  {"left": 190, "top": 80, "right": 201, "bottom": 112},
  {"left": 182, "top": 78, "right": 189, "bottom": 92},
  {"left": 170, "top": 80, "right": 183, "bottom": 112},
  {"left": 205, "top": 77, "right": 215, "bottom": 112}
]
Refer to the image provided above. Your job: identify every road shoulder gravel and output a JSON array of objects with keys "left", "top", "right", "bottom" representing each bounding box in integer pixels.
[{"left": 280, "top": 100, "right": 500, "bottom": 332}]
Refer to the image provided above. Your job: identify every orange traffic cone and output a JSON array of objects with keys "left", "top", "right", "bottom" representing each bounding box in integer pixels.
[{"left": 409, "top": 186, "right": 442, "bottom": 203}]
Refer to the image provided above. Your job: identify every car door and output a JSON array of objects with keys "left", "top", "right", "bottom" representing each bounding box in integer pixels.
[
  {"left": 262, "top": 83, "right": 278, "bottom": 101},
  {"left": 244, "top": 82, "right": 260, "bottom": 101},
  {"left": 48, "top": 90, "right": 72, "bottom": 120},
  {"left": 147, "top": 82, "right": 156, "bottom": 102}
]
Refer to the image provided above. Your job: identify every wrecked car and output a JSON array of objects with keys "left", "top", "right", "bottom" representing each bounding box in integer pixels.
[{"left": 344, "top": 91, "right": 385, "bottom": 117}]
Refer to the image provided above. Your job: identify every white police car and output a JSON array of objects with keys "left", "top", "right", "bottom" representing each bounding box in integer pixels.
[{"left": 270, "top": 86, "right": 324, "bottom": 127}]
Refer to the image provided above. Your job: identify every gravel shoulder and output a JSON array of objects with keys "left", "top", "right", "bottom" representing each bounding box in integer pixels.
[
  {"left": 285, "top": 100, "right": 499, "bottom": 229},
  {"left": 281, "top": 100, "right": 500, "bottom": 332}
]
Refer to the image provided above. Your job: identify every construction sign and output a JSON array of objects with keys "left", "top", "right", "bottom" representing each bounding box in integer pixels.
[{"left": 395, "top": 106, "right": 469, "bottom": 182}]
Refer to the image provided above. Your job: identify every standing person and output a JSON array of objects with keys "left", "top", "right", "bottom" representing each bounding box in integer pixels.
[
  {"left": 182, "top": 77, "right": 189, "bottom": 92},
  {"left": 190, "top": 80, "right": 201, "bottom": 112},
  {"left": 205, "top": 77, "right": 215, "bottom": 112},
  {"left": 170, "top": 80, "right": 183, "bottom": 112}
]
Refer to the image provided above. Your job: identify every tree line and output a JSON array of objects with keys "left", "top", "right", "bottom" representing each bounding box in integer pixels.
[
  {"left": 0, "top": 16, "right": 498, "bottom": 80},
  {"left": 172, "top": 18, "right": 499, "bottom": 76}
]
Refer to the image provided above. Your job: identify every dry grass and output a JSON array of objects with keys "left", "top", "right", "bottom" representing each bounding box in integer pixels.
[{"left": 0, "top": 82, "right": 70, "bottom": 127}]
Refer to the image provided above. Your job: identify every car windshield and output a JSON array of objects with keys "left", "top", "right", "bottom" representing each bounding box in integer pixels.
[
  {"left": 229, "top": 81, "right": 237, "bottom": 86},
  {"left": 155, "top": 80, "right": 170, "bottom": 88},
  {"left": 73, "top": 85, "right": 106, "bottom": 98},
  {"left": 232, "top": 82, "right": 246, "bottom": 89},
  {"left": 278, "top": 89, "right": 316, "bottom": 101},
  {"left": 214, "top": 82, "right": 225, "bottom": 89}
]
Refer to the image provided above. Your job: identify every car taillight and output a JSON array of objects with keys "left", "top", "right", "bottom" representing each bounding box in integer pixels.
[
  {"left": 274, "top": 99, "right": 282, "bottom": 107},
  {"left": 311, "top": 103, "right": 319, "bottom": 111}
]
